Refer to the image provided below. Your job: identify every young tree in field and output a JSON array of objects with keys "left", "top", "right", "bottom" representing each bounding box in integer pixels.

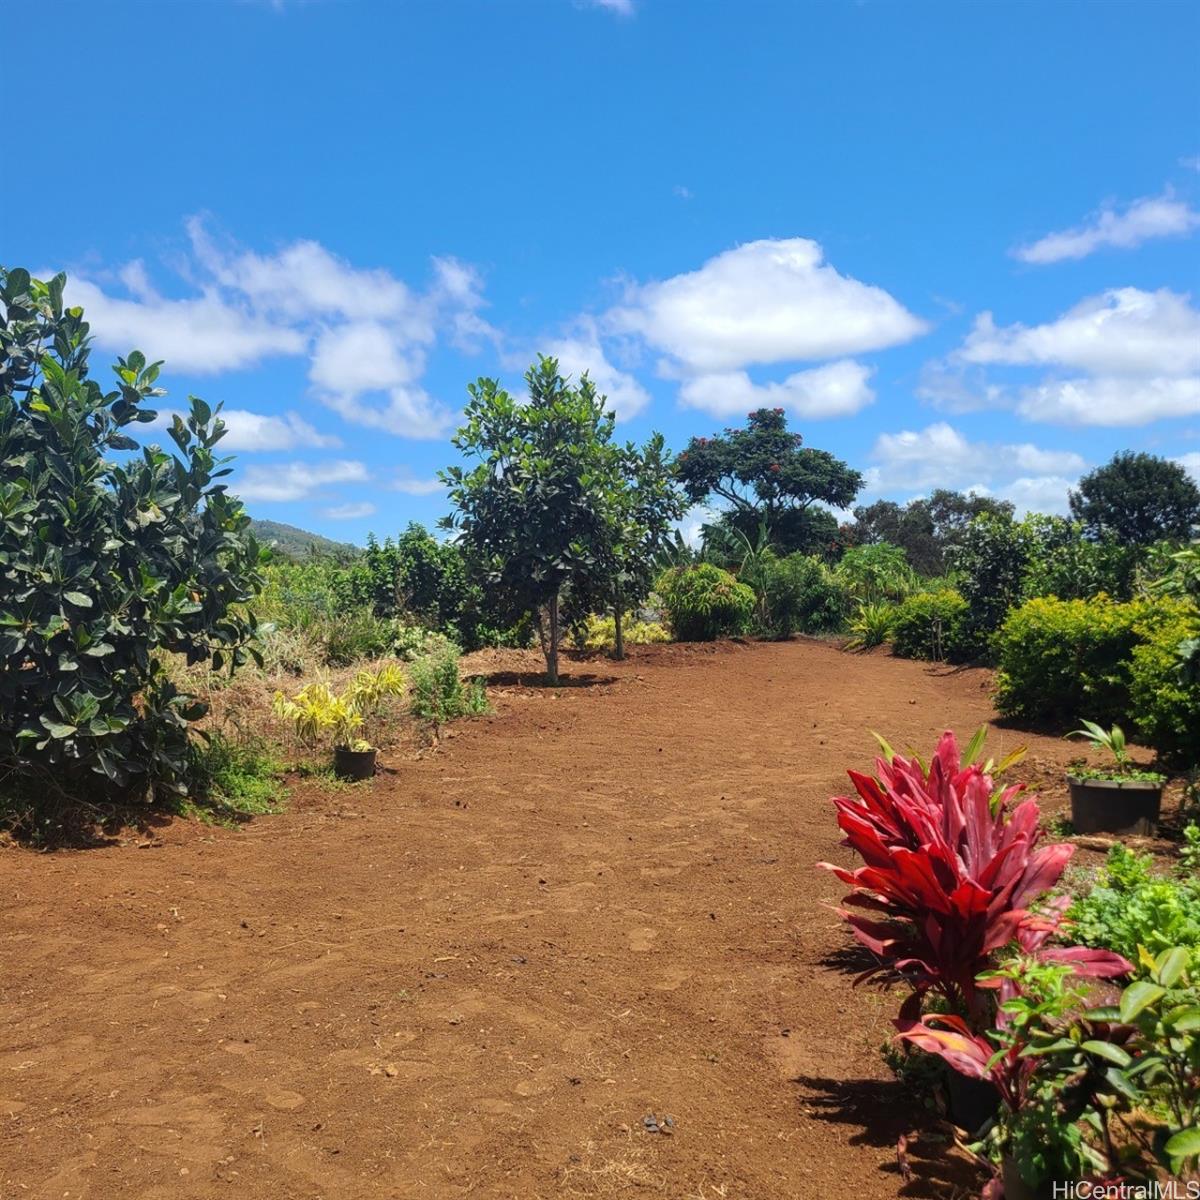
[
  {"left": 440, "top": 357, "right": 623, "bottom": 684},
  {"left": 0, "top": 268, "right": 264, "bottom": 813},
  {"left": 574, "top": 433, "right": 685, "bottom": 660},
  {"left": 1069, "top": 451, "right": 1200, "bottom": 547},
  {"left": 676, "top": 408, "right": 862, "bottom": 556}
]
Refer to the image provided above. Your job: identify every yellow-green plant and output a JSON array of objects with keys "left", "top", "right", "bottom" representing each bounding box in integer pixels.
[
  {"left": 273, "top": 664, "right": 405, "bottom": 751},
  {"left": 573, "top": 613, "right": 670, "bottom": 652}
]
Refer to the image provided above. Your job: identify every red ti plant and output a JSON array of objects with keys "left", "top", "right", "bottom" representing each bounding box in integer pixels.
[{"left": 818, "top": 730, "right": 1125, "bottom": 1022}]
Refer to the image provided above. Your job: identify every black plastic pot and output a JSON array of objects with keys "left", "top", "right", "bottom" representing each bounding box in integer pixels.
[
  {"left": 1067, "top": 775, "right": 1163, "bottom": 837},
  {"left": 945, "top": 1066, "right": 999, "bottom": 1135},
  {"left": 334, "top": 746, "right": 377, "bottom": 781}
]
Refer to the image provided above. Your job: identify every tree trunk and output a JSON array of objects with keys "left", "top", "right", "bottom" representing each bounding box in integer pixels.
[
  {"left": 545, "top": 590, "right": 560, "bottom": 684},
  {"left": 613, "top": 597, "right": 625, "bottom": 661}
]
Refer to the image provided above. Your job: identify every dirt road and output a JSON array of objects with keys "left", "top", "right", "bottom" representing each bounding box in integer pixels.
[{"left": 2, "top": 640, "right": 1079, "bottom": 1199}]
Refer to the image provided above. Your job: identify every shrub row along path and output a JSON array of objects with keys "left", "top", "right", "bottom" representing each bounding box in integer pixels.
[{"left": 2, "top": 640, "right": 1087, "bottom": 1199}]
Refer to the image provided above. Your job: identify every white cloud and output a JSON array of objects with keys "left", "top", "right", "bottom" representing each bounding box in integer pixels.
[
  {"left": 916, "top": 360, "right": 1010, "bottom": 414},
  {"left": 1013, "top": 190, "right": 1200, "bottom": 264},
  {"left": 678, "top": 359, "right": 875, "bottom": 419},
  {"left": 996, "top": 475, "right": 1075, "bottom": 517},
  {"left": 1181, "top": 156, "right": 1200, "bottom": 173},
  {"left": 933, "top": 287, "right": 1200, "bottom": 429},
  {"left": 1017, "top": 376, "right": 1200, "bottom": 426},
  {"left": 155, "top": 407, "right": 339, "bottom": 451},
  {"left": 67, "top": 220, "right": 487, "bottom": 440},
  {"left": 543, "top": 321, "right": 652, "bottom": 421},
  {"left": 308, "top": 321, "right": 425, "bottom": 395},
  {"left": 868, "top": 421, "right": 1084, "bottom": 497},
  {"left": 66, "top": 276, "right": 304, "bottom": 374},
  {"left": 1172, "top": 451, "right": 1200, "bottom": 483},
  {"left": 607, "top": 237, "right": 928, "bottom": 374},
  {"left": 390, "top": 472, "right": 445, "bottom": 496},
  {"left": 323, "top": 501, "right": 377, "bottom": 520},
  {"left": 673, "top": 185, "right": 693, "bottom": 201},
  {"left": 321, "top": 385, "right": 455, "bottom": 439},
  {"left": 234, "top": 459, "right": 369, "bottom": 503},
  {"left": 961, "top": 288, "right": 1200, "bottom": 377}
]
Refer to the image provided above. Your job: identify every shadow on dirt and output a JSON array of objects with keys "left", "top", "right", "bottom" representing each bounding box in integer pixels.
[
  {"left": 482, "top": 670, "right": 619, "bottom": 689},
  {"left": 789, "top": 1073, "right": 983, "bottom": 1197}
]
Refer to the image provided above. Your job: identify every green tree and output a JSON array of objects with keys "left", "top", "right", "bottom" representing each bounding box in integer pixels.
[
  {"left": 440, "top": 356, "right": 623, "bottom": 683},
  {"left": 677, "top": 408, "right": 862, "bottom": 556},
  {"left": 571, "top": 433, "right": 685, "bottom": 659},
  {"left": 0, "top": 268, "right": 264, "bottom": 814},
  {"left": 851, "top": 488, "right": 1015, "bottom": 576},
  {"left": 1069, "top": 451, "right": 1200, "bottom": 547}
]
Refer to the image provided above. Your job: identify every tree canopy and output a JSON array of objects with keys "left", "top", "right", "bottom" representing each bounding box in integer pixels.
[
  {"left": 1069, "top": 451, "right": 1200, "bottom": 547},
  {"left": 676, "top": 408, "right": 862, "bottom": 556},
  {"left": 850, "top": 488, "right": 1015, "bottom": 576},
  {"left": 440, "top": 357, "right": 626, "bottom": 682},
  {"left": 0, "top": 267, "right": 263, "bottom": 810}
]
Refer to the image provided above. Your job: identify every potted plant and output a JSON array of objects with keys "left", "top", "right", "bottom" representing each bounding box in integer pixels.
[
  {"left": 273, "top": 664, "right": 406, "bottom": 780},
  {"left": 1066, "top": 720, "right": 1165, "bottom": 837}
]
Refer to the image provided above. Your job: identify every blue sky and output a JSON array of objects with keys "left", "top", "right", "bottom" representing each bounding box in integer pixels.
[{"left": 6, "top": 0, "right": 1200, "bottom": 541}]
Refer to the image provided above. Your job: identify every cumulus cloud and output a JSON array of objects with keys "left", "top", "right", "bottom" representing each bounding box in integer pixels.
[
  {"left": 66, "top": 275, "right": 304, "bottom": 374},
  {"left": 1017, "top": 375, "right": 1200, "bottom": 426},
  {"left": 66, "top": 219, "right": 488, "bottom": 440},
  {"left": 542, "top": 321, "right": 652, "bottom": 421},
  {"left": 937, "top": 288, "right": 1200, "bottom": 428},
  {"left": 996, "top": 475, "right": 1076, "bottom": 516},
  {"left": 868, "top": 421, "right": 1084, "bottom": 503},
  {"left": 678, "top": 360, "right": 875, "bottom": 419},
  {"left": 607, "top": 238, "right": 928, "bottom": 374},
  {"left": 233, "top": 459, "right": 369, "bottom": 503},
  {"left": 961, "top": 288, "right": 1200, "bottom": 378},
  {"left": 1013, "top": 190, "right": 1200, "bottom": 264},
  {"left": 915, "top": 360, "right": 1010, "bottom": 414},
  {"left": 1174, "top": 451, "right": 1200, "bottom": 484},
  {"left": 323, "top": 501, "right": 377, "bottom": 520},
  {"left": 155, "top": 407, "right": 339, "bottom": 451}
]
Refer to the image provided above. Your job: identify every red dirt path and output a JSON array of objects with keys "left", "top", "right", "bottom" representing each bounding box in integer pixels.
[{"left": 1, "top": 640, "right": 1098, "bottom": 1199}]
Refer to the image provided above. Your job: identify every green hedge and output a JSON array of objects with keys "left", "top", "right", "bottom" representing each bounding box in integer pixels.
[
  {"left": 656, "top": 563, "right": 755, "bottom": 642},
  {"left": 993, "top": 595, "right": 1148, "bottom": 726},
  {"left": 890, "top": 589, "right": 972, "bottom": 663},
  {"left": 1129, "top": 599, "right": 1200, "bottom": 764}
]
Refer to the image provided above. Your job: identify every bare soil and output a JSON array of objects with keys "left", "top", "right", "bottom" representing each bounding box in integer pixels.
[{"left": 0, "top": 639, "right": 1186, "bottom": 1199}]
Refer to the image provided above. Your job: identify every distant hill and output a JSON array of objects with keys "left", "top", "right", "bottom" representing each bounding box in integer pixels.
[{"left": 249, "top": 519, "right": 359, "bottom": 562}]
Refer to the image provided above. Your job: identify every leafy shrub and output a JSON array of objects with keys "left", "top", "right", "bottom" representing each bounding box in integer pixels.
[
  {"left": 571, "top": 613, "right": 670, "bottom": 652},
  {"left": 1020, "top": 515, "right": 1137, "bottom": 603},
  {"left": 993, "top": 595, "right": 1148, "bottom": 726},
  {"left": 1129, "top": 599, "right": 1200, "bottom": 763},
  {"left": 889, "top": 589, "right": 972, "bottom": 662},
  {"left": 820, "top": 730, "right": 1127, "bottom": 1022},
  {"left": 949, "top": 512, "right": 1031, "bottom": 652},
  {"left": 1068, "top": 843, "right": 1200, "bottom": 966},
  {"left": 656, "top": 563, "right": 754, "bottom": 641},
  {"left": 757, "top": 552, "right": 850, "bottom": 638},
  {"left": 949, "top": 512, "right": 1138, "bottom": 658},
  {"left": 409, "top": 640, "right": 489, "bottom": 725},
  {"left": 835, "top": 542, "right": 917, "bottom": 604},
  {"left": 0, "top": 268, "right": 263, "bottom": 807},
  {"left": 187, "top": 732, "right": 284, "bottom": 818},
  {"left": 273, "top": 664, "right": 406, "bottom": 751},
  {"left": 322, "top": 610, "right": 403, "bottom": 667},
  {"left": 843, "top": 600, "right": 895, "bottom": 651}
]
